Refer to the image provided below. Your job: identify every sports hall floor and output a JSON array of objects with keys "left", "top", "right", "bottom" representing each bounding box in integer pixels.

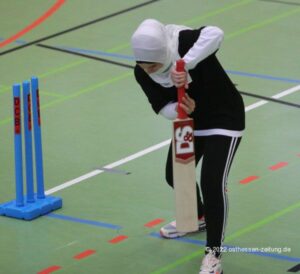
[{"left": 0, "top": 0, "right": 299, "bottom": 273}]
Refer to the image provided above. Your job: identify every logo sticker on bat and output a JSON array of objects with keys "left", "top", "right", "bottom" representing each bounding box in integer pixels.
[{"left": 173, "top": 120, "right": 195, "bottom": 163}]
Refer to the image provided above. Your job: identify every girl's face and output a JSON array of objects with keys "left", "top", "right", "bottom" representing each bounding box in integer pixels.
[{"left": 138, "top": 63, "right": 164, "bottom": 74}]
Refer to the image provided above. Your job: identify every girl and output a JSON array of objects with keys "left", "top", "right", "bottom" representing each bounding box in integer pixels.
[{"left": 131, "top": 19, "right": 245, "bottom": 274}]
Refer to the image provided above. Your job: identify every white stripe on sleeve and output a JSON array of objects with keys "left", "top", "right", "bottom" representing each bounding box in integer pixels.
[{"left": 183, "top": 26, "right": 224, "bottom": 70}]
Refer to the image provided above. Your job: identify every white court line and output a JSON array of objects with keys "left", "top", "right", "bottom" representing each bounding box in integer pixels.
[
  {"left": 245, "top": 84, "right": 300, "bottom": 111},
  {"left": 46, "top": 84, "right": 300, "bottom": 195},
  {"left": 45, "top": 140, "right": 171, "bottom": 195}
]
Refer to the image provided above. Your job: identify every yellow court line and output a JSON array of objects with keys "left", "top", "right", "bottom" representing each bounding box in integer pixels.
[
  {"left": 183, "top": 0, "right": 254, "bottom": 26},
  {"left": 0, "top": 83, "right": 64, "bottom": 98},
  {"left": 150, "top": 200, "right": 300, "bottom": 274},
  {"left": 226, "top": 6, "right": 300, "bottom": 40},
  {"left": 41, "top": 71, "right": 133, "bottom": 109},
  {"left": 92, "top": 0, "right": 255, "bottom": 60},
  {"left": 1, "top": 0, "right": 298, "bottom": 128},
  {"left": 40, "top": 90, "right": 65, "bottom": 98},
  {"left": 0, "top": 0, "right": 254, "bottom": 96},
  {"left": 0, "top": 71, "right": 133, "bottom": 126},
  {"left": 0, "top": 0, "right": 250, "bottom": 125}
]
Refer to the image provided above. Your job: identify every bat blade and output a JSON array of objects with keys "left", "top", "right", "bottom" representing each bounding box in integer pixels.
[{"left": 172, "top": 118, "right": 198, "bottom": 233}]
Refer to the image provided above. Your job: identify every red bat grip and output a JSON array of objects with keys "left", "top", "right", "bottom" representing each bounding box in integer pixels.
[{"left": 176, "top": 59, "right": 187, "bottom": 119}]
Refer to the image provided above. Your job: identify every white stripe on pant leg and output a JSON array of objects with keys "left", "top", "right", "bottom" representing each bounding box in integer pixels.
[
  {"left": 224, "top": 137, "right": 238, "bottom": 186},
  {"left": 221, "top": 137, "right": 238, "bottom": 244},
  {"left": 222, "top": 137, "right": 239, "bottom": 243},
  {"left": 220, "top": 138, "right": 234, "bottom": 246},
  {"left": 225, "top": 138, "right": 239, "bottom": 184},
  {"left": 221, "top": 137, "right": 238, "bottom": 245}
]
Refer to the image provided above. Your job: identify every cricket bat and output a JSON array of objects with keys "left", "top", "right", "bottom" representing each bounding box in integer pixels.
[{"left": 172, "top": 59, "right": 198, "bottom": 233}]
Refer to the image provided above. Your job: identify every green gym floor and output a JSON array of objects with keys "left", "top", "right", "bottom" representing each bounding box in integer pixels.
[{"left": 0, "top": 0, "right": 299, "bottom": 273}]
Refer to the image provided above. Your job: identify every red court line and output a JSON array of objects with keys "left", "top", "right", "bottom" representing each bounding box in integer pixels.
[
  {"left": 269, "top": 162, "right": 288, "bottom": 171},
  {"left": 0, "top": 0, "right": 65, "bottom": 48},
  {"left": 73, "top": 249, "right": 96, "bottom": 260},
  {"left": 239, "top": 175, "right": 259, "bottom": 184},
  {"left": 109, "top": 235, "right": 128, "bottom": 244},
  {"left": 37, "top": 265, "right": 62, "bottom": 274},
  {"left": 144, "top": 218, "right": 165, "bottom": 228}
]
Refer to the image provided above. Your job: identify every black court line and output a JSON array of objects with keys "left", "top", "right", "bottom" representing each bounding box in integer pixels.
[
  {"left": 38, "top": 43, "right": 300, "bottom": 109},
  {"left": 259, "top": 0, "right": 300, "bottom": 6},
  {"left": 288, "top": 263, "right": 300, "bottom": 272},
  {"left": 94, "top": 167, "right": 131, "bottom": 175},
  {"left": 37, "top": 44, "right": 135, "bottom": 69},
  {"left": 0, "top": 0, "right": 160, "bottom": 56},
  {"left": 239, "top": 90, "right": 300, "bottom": 109}
]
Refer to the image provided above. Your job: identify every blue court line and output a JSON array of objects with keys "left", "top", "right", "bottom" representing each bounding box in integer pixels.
[
  {"left": 226, "top": 70, "right": 300, "bottom": 84},
  {"left": 149, "top": 232, "right": 300, "bottom": 263},
  {"left": 43, "top": 213, "right": 300, "bottom": 263},
  {"left": 0, "top": 38, "right": 26, "bottom": 45},
  {"left": 46, "top": 213, "right": 122, "bottom": 230},
  {"left": 58, "top": 46, "right": 300, "bottom": 84},
  {"left": 4, "top": 37, "right": 296, "bottom": 84},
  {"left": 59, "top": 46, "right": 135, "bottom": 61},
  {"left": 1, "top": 37, "right": 300, "bottom": 84}
]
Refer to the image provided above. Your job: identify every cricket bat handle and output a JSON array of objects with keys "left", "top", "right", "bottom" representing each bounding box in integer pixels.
[{"left": 176, "top": 59, "right": 187, "bottom": 120}]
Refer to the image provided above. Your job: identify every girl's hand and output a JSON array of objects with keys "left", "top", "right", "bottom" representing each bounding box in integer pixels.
[
  {"left": 178, "top": 93, "right": 195, "bottom": 115},
  {"left": 171, "top": 67, "right": 189, "bottom": 89}
]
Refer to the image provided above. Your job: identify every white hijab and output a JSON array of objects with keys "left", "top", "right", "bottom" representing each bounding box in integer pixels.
[{"left": 131, "top": 19, "right": 191, "bottom": 87}]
